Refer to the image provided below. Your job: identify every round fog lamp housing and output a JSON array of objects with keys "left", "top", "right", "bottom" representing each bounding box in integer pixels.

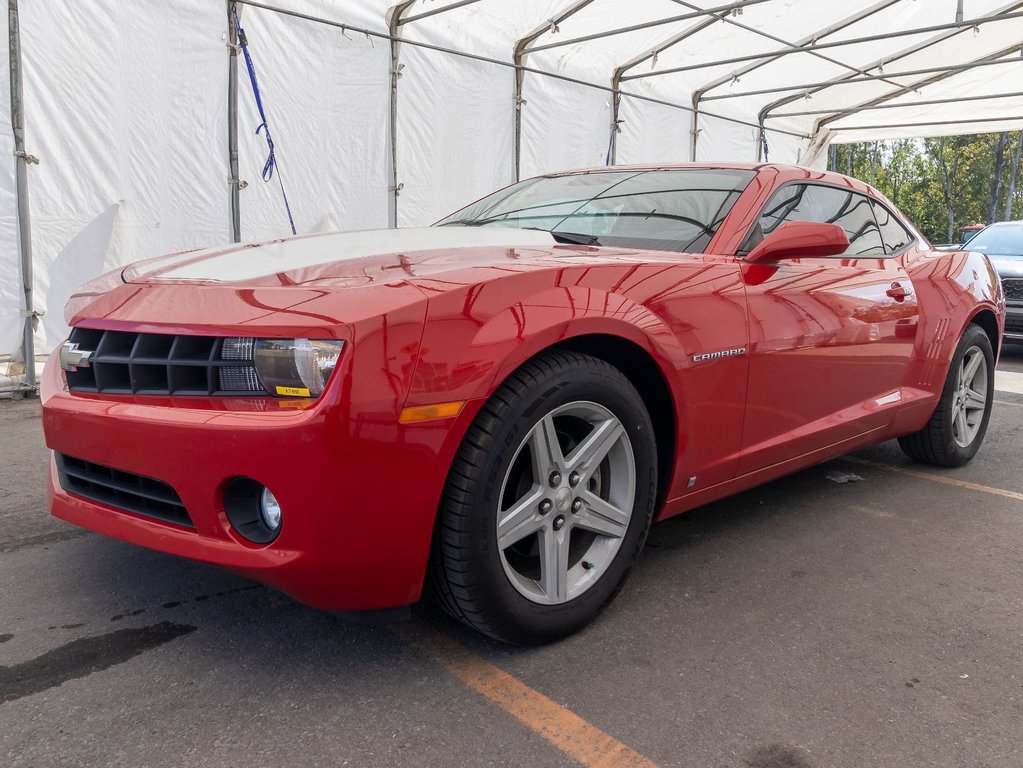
[
  {"left": 224, "top": 477, "right": 283, "bottom": 544},
  {"left": 260, "top": 487, "right": 282, "bottom": 531}
]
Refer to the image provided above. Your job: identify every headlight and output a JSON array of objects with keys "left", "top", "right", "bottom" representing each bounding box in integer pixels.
[{"left": 220, "top": 337, "right": 344, "bottom": 397}]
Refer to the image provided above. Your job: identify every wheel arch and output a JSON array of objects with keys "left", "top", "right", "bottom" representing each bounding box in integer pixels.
[
  {"left": 547, "top": 334, "right": 677, "bottom": 512},
  {"left": 968, "top": 307, "right": 1001, "bottom": 358}
]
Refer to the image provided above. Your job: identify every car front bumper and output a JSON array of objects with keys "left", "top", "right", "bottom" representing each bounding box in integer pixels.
[{"left": 41, "top": 350, "right": 478, "bottom": 612}]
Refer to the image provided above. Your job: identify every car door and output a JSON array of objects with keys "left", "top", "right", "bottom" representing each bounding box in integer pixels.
[{"left": 737, "top": 183, "right": 921, "bottom": 475}]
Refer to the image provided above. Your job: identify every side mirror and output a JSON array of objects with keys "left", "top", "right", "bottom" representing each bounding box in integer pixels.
[{"left": 745, "top": 221, "right": 850, "bottom": 264}]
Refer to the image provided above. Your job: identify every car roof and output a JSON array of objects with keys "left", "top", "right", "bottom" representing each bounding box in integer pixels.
[{"left": 541, "top": 162, "right": 880, "bottom": 198}]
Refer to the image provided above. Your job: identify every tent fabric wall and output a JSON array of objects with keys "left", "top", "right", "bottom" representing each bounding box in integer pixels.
[
  {"left": 236, "top": 3, "right": 391, "bottom": 239},
  {"left": 2, "top": 0, "right": 1022, "bottom": 383},
  {"left": 17, "top": 0, "right": 229, "bottom": 354}
]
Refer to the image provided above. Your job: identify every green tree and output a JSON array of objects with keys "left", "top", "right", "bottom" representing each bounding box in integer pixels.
[{"left": 829, "top": 131, "right": 1023, "bottom": 244}]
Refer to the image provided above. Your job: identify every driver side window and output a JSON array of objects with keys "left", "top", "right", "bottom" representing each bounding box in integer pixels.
[{"left": 743, "top": 183, "right": 886, "bottom": 257}]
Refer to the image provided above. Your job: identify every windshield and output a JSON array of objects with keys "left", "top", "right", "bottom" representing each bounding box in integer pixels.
[
  {"left": 436, "top": 169, "right": 756, "bottom": 253},
  {"left": 964, "top": 223, "right": 1023, "bottom": 257}
]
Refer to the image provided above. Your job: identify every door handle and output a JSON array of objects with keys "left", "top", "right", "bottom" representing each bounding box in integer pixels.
[{"left": 886, "top": 282, "right": 911, "bottom": 302}]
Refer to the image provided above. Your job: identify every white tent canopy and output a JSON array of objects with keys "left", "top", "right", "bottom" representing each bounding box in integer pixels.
[{"left": 3, "top": 0, "right": 1022, "bottom": 392}]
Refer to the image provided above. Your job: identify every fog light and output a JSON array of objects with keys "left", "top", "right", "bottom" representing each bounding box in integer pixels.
[
  {"left": 224, "top": 477, "right": 282, "bottom": 544},
  {"left": 260, "top": 487, "right": 282, "bottom": 531}
]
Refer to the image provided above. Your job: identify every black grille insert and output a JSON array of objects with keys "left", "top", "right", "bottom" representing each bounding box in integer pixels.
[
  {"left": 1003, "top": 278, "right": 1023, "bottom": 303},
  {"left": 56, "top": 453, "right": 194, "bottom": 529},
  {"left": 64, "top": 328, "right": 264, "bottom": 396}
]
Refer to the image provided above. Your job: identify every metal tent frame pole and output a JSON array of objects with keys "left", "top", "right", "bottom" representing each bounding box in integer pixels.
[
  {"left": 813, "top": 44, "right": 1023, "bottom": 135},
  {"left": 756, "top": 0, "right": 1023, "bottom": 141},
  {"left": 513, "top": 0, "right": 596, "bottom": 181},
  {"left": 609, "top": 16, "right": 729, "bottom": 166},
  {"left": 520, "top": 0, "right": 773, "bottom": 56},
  {"left": 232, "top": 0, "right": 809, "bottom": 140},
  {"left": 674, "top": 0, "right": 907, "bottom": 89},
  {"left": 770, "top": 89, "right": 1023, "bottom": 119},
  {"left": 624, "top": 6, "right": 1023, "bottom": 81},
  {"left": 707, "top": 53, "right": 1023, "bottom": 102},
  {"left": 829, "top": 115, "right": 1023, "bottom": 133},
  {"left": 686, "top": 0, "right": 901, "bottom": 160},
  {"left": 397, "top": 0, "right": 483, "bottom": 26},
  {"left": 227, "top": 1, "right": 242, "bottom": 243},
  {"left": 8, "top": 0, "right": 36, "bottom": 393},
  {"left": 386, "top": 1, "right": 417, "bottom": 228}
]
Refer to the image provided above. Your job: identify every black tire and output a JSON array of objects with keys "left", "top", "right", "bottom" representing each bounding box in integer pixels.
[
  {"left": 428, "top": 350, "right": 657, "bottom": 645},
  {"left": 898, "top": 323, "right": 994, "bottom": 468}
]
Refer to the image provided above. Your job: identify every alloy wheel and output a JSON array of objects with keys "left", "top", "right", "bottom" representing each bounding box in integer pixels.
[
  {"left": 496, "top": 401, "right": 636, "bottom": 605},
  {"left": 952, "top": 345, "right": 988, "bottom": 448}
]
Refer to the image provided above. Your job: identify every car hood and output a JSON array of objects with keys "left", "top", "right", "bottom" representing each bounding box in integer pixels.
[
  {"left": 122, "top": 227, "right": 579, "bottom": 286},
  {"left": 988, "top": 256, "right": 1023, "bottom": 278},
  {"left": 70, "top": 227, "right": 693, "bottom": 331}
]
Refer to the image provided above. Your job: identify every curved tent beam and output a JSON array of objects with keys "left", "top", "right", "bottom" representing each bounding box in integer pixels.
[
  {"left": 830, "top": 115, "right": 1023, "bottom": 133},
  {"left": 771, "top": 90, "right": 1023, "bottom": 119},
  {"left": 520, "top": 0, "right": 774, "bottom": 56},
  {"left": 681, "top": 0, "right": 905, "bottom": 160},
  {"left": 761, "top": 0, "right": 1023, "bottom": 160},
  {"left": 813, "top": 44, "right": 1023, "bottom": 133},
  {"left": 708, "top": 52, "right": 1023, "bottom": 102},
  {"left": 397, "top": 0, "right": 485, "bottom": 26},
  {"left": 608, "top": 17, "right": 723, "bottom": 166},
  {"left": 625, "top": 5, "right": 1023, "bottom": 81},
  {"left": 756, "top": 0, "right": 1023, "bottom": 143},
  {"left": 674, "top": 0, "right": 907, "bottom": 90},
  {"left": 513, "top": 0, "right": 597, "bottom": 182}
]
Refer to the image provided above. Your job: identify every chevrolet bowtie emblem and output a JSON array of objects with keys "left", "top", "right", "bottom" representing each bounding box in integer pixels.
[{"left": 59, "top": 341, "right": 93, "bottom": 372}]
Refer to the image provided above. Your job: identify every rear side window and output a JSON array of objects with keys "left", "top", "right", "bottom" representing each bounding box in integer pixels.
[
  {"left": 871, "top": 201, "right": 914, "bottom": 253},
  {"left": 743, "top": 183, "right": 886, "bottom": 257}
]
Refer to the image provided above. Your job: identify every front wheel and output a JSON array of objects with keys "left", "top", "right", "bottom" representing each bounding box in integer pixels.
[
  {"left": 429, "top": 351, "right": 657, "bottom": 644},
  {"left": 898, "top": 323, "right": 994, "bottom": 467}
]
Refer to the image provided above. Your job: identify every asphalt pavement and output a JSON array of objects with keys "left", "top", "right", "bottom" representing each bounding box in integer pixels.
[{"left": 2, "top": 344, "right": 1022, "bottom": 768}]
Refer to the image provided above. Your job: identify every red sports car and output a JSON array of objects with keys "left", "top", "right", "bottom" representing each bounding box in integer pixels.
[{"left": 41, "top": 164, "right": 1005, "bottom": 643}]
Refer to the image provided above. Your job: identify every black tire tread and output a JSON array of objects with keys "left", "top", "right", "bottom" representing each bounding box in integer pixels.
[
  {"left": 427, "top": 350, "right": 652, "bottom": 644},
  {"left": 898, "top": 323, "right": 993, "bottom": 468}
]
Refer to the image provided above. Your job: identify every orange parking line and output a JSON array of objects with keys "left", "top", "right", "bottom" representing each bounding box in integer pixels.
[
  {"left": 396, "top": 621, "right": 658, "bottom": 768},
  {"left": 842, "top": 456, "right": 1023, "bottom": 502},
  {"left": 994, "top": 399, "right": 1023, "bottom": 408}
]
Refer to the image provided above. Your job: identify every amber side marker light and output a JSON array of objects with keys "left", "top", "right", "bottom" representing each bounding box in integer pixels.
[{"left": 399, "top": 401, "right": 466, "bottom": 424}]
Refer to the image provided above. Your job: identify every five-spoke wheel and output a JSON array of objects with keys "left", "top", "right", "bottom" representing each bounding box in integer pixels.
[
  {"left": 430, "top": 351, "right": 656, "bottom": 644},
  {"left": 899, "top": 323, "right": 995, "bottom": 467},
  {"left": 950, "top": 345, "right": 989, "bottom": 449},
  {"left": 496, "top": 402, "right": 636, "bottom": 605}
]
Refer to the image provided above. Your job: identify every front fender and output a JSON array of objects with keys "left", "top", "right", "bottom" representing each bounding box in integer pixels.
[{"left": 406, "top": 283, "right": 685, "bottom": 406}]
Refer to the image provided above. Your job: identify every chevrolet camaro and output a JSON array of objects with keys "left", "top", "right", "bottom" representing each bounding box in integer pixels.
[{"left": 41, "top": 164, "right": 1005, "bottom": 643}]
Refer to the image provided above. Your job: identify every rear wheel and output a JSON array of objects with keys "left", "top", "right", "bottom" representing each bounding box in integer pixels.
[
  {"left": 429, "top": 351, "right": 657, "bottom": 644},
  {"left": 898, "top": 324, "right": 994, "bottom": 467}
]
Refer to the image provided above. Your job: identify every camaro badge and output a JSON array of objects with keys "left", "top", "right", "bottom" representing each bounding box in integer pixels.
[
  {"left": 692, "top": 347, "right": 747, "bottom": 363},
  {"left": 59, "top": 341, "right": 92, "bottom": 372}
]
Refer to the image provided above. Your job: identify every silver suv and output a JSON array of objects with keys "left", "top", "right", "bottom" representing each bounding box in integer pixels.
[{"left": 962, "top": 221, "right": 1023, "bottom": 341}]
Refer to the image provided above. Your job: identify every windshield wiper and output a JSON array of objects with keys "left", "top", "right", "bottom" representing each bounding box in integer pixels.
[{"left": 523, "top": 227, "right": 601, "bottom": 246}]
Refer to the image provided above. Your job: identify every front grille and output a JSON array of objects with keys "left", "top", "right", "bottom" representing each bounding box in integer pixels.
[
  {"left": 1003, "top": 277, "right": 1023, "bottom": 302},
  {"left": 1005, "top": 312, "right": 1023, "bottom": 335},
  {"left": 64, "top": 328, "right": 264, "bottom": 396},
  {"left": 56, "top": 453, "right": 194, "bottom": 528}
]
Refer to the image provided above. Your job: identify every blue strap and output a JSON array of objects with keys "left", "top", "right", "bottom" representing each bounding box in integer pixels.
[{"left": 233, "top": 7, "right": 297, "bottom": 236}]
